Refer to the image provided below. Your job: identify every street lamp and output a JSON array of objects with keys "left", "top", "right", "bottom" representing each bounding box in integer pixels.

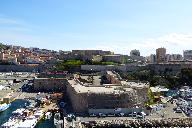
[{"left": 91, "top": 69, "right": 93, "bottom": 84}]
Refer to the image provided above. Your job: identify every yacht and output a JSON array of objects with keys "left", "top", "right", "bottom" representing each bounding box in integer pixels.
[{"left": 0, "top": 103, "right": 11, "bottom": 112}]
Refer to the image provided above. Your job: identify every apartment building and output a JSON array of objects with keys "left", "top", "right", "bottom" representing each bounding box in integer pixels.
[{"left": 156, "top": 48, "right": 166, "bottom": 63}]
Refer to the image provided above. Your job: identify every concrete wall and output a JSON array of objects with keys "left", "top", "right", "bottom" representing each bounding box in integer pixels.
[
  {"left": 81, "top": 65, "right": 140, "bottom": 72},
  {"left": 88, "top": 108, "right": 142, "bottom": 115},
  {"left": 0, "top": 65, "right": 38, "bottom": 72}
]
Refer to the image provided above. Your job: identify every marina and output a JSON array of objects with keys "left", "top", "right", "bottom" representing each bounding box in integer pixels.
[
  {"left": 0, "top": 72, "right": 60, "bottom": 128},
  {"left": 0, "top": 99, "right": 57, "bottom": 128},
  {"left": 0, "top": 99, "right": 29, "bottom": 125}
]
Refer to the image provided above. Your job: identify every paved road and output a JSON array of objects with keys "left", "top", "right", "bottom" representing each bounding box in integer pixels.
[{"left": 79, "top": 117, "right": 135, "bottom": 122}]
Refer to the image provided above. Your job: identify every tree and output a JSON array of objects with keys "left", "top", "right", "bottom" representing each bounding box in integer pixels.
[
  {"left": 0, "top": 43, "right": 6, "bottom": 50},
  {"left": 55, "top": 60, "right": 85, "bottom": 71},
  {"left": 179, "top": 68, "right": 192, "bottom": 87},
  {"left": 145, "top": 88, "right": 155, "bottom": 105}
]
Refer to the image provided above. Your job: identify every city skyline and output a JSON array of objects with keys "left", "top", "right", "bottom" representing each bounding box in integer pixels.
[{"left": 1, "top": 0, "right": 192, "bottom": 56}]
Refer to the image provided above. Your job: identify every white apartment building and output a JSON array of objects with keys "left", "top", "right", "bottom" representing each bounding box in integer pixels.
[{"left": 183, "top": 50, "right": 192, "bottom": 60}]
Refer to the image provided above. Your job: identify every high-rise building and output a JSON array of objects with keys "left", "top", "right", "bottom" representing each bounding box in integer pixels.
[
  {"left": 149, "top": 54, "right": 156, "bottom": 63},
  {"left": 165, "top": 54, "right": 182, "bottom": 62},
  {"left": 130, "top": 49, "right": 140, "bottom": 56},
  {"left": 156, "top": 47, "right": 166, "bottom": 63},
  {"left": 165, "top": 54, "right": 171, "bottom": 62},
  {"left": 183, "top": 50, "right": 192, "bottom": 60},
  {"left": 170, "top": 54, "right": 183, "bottom": 61}
]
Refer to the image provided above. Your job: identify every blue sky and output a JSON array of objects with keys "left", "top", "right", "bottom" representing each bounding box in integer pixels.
[{"left": 1, "top": 0, "right": 192, "bottom": 56}]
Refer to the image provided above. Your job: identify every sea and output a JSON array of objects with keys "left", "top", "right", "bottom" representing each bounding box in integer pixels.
[{"left": 0, "top": 99, "right": 55, "bottom": 128}]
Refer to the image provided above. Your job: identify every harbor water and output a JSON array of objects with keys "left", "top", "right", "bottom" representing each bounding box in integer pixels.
[
  {"left": 0, "top": 99, "right": 55, "bottom": 128},
  {"left": 35, "top": 116, "right": 56, "bottom": 128}
]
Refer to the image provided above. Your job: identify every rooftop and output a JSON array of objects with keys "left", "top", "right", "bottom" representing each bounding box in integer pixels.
[
  {"left": 68, "top": 79, "right": 149, "bottom": 94},
  {"left": 80, "top": 75, "right": 101, "bottom": 86},
  {"left": 68, "top": 79, "right": 133, "bottom": 94}
]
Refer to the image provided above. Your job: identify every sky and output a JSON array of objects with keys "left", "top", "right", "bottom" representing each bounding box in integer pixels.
[{"left": 1, "top": 0, "right": 192, "bottom": 56}]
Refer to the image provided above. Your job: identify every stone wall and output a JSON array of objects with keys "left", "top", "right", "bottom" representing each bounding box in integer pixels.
[
  {"left": 0, "top": 65, "right": 38, "bottom": 72},
  {"left": 66, "top": 84, "right": 148, "bottom": 114},
  {"left": 66, "top": 82, "right": 88, "bottom": 113},
  {"left": 81, "top": 65, "right": 140, "bottom": 72},
  {"left": 33, "top": 78, "right": 67, "bottom": 92},
  {"left": 87, "top": 91, "right": 138, "bottom": 109}
]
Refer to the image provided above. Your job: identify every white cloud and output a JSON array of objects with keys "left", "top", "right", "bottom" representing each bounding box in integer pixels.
[
  {"left": 92, "top": 33, "right": 192, "bottom": 56},
  {"left": 0, "top": 15, "right": 38, "bottom": 32}
]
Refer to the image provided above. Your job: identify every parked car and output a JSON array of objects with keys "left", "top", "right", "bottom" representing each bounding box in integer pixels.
[
  {"left": 107, "top": 113, "right": 115, "bottom": 117},
  {"left": 89, "top": 113, "right": 97, "bottom": 117},
  {"left": 136, "top": 112, "right": 146, "bottom": 119},
  {"left": 136, "top": 114, "right": 143, "bottom": 119},
  {"left": 129, "top": 112, "right": 137, "bottom": 117},
  {"left": 66, "top": 114, "right": 76, "bottom": 122},
  {"left": 117, "top": 113, "right": 125, "bottom": 117},
  {"left": 98, "top": 113, "right": 106, "bottom": 118}
]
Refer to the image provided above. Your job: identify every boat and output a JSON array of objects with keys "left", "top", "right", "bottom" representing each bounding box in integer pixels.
[
  {"left": 45, "top": 112, "right": 52, "bottom": 120},
  {"left": 54, "top": 113, "right": 63, "bottom": 128},
  {"left": 1, "top": 108, "right": 26, "bottom": 128},
  {"left": 12, "top": 108, "right": 25, "bottom": 116},
  {"left": 14, "top": 116, "right": 38, "bottom": 128},
  {"left": 1, "top": 118, "right": 19, "bottom": 128},
  {"left": 0, "top": 103, "right": 11, "bottom": 112},
  {"left": 1, "top": 107, "right": 44, "bottom": 128}
]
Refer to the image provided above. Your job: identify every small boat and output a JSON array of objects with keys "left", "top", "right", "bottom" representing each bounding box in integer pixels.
[
  {"left": 0, "top": 103, "right": 11, "bottom": 112},
  {"left": 54, "top": 113, "right": 63, "bottom": 128},
  {"left": 1, "top": 118, "right": 18, "bottom": 128},
  {"left": 45, "top": 112, "right": 52, "bottom": 120}
]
